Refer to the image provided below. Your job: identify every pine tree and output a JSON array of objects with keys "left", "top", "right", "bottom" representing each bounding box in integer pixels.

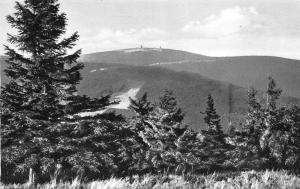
[
  {"left": 266, "top": 76, "right": 282, "bottom": 110},
  {"left": 175, "top": 129, "right": 206, "bottom": 173},
  {"left": 258, "top": 77, "right": 282, "bottom": 168},
  {"left": 228, "top": 80, "right": 283, "bottom": 170},
  {"left": 226, "top": 87, "right": 268, "bottom": 170},
  {"left": 1, "top": 0, "right": 113, "bottom": 183},
  {"left": 158, "top": 89, "right": 185, "bottom": 136},
  {"left": 204, "top": 94, "right": 222, "bottom": 134},
  {"left": 128, "top": 91, "right": 187, "bottom": 174},
  {"left": 259, "top": 77, "right": 300, "bottom": 171},
  {"left": 245, "top": 87, "right": 264, "bottom": 137},
  {"left": 49, "top": 115, "right": 137, "bottom": 180},
  {"left": 262, "top": 77, "right": 299, "bottom": 169},
  {"left": 227, "top": 78, "right": 300, "bottom": 172},
  {"left": 129, "top": 93, "right": 154, "bottom": 118},
  {"left": 284, "top": 106, "right": 300, "bottom": 171},
  {"left": 127, "top": 93, "right": 155, "bottom": 174},
  {"left": 201, "top": 94, "right": 228, "bottom": 171}
]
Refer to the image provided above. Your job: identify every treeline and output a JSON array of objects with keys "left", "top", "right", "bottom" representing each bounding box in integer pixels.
[
  {"left": 2, "top": 78, "right": 300, "bottom": 183},
  {"left": 1, "top": 0, "right": 300, "bottom": 185}
]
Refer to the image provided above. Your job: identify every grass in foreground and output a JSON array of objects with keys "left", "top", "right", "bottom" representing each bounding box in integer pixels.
[{"left": 2, "top": 170, "right": 300, "bottom": 189}]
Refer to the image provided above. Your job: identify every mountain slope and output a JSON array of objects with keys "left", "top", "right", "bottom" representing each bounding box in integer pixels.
[
  {"left": 78, "top": 63, "right": 246, "bottom": 130},
  {"left": 77, "top": 62, "right": 299, "bottom": 130},
  {"left": 80, "top": 49, "right": 300, "bottom": 98},
  {"left": 154, "top": 56, "right": 300, "bottom": 98},
  {"left": 1, "top": 50, "right": 299, "bottom": 130}
]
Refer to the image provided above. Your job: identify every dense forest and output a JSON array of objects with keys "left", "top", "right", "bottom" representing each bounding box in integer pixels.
[{"left": 1, "top": 0, "right": 300, "bottom": 186}]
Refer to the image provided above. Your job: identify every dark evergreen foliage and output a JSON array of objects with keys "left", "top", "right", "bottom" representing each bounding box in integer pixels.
[
  {"left": 0, "top": 0, "right": 117, "bottom": 183},
  {"left": 175, "top": 129, "right": 202, "bottom": 173},
  {"left": 200, "top": 94, "right": 229, "bottom": 170},
  {"left": 227, "top": 78, "right": 300, "bottom": 171},
  {"left": 128, "top": 90, "right": 188, "bottom": 174},
  {"left": 2, "top": 0, "right": 300, "bottom": 183},
  {"left": 158, "top": 89, "right": 186, "bottom": 137},
  {"left": 230, "top": 87, "right": 270, "bottom": 169},
  {"left": 204, "top": 94, "right": 222, "bottom": 134},
  {"left": 266, "top": 76, "right": 282, "bottom": 110},
  {"left": 158, "top": 89, "right": 184, "bottom": 127},
  {"left": 129, "top": 93, "right": 154, "bottom": 118}
]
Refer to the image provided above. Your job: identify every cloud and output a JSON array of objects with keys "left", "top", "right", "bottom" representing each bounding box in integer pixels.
[
  {"left": 78, "top": 6, "right": 263, "bottom": 53},
  {"left": 74, "top": 6, "right": 299, "bottom": 59},
  {"left": 181, "top": 6, "right": 262, "bottom": 38}
]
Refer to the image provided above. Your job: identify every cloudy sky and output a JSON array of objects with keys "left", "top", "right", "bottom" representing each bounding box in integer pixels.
[{"left": 1, "top": 0, "right": 300, "bottom": 59}]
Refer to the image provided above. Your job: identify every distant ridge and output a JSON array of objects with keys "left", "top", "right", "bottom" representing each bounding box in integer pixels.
[
  {"left": 1, "top": 48, "right": 299, "bottom": 130},
  {"left": 79, "top": 48, "right": 300, "bottom": 98},
  {"left": 79, "top": 48, "right": 211, "bottom": 66}
]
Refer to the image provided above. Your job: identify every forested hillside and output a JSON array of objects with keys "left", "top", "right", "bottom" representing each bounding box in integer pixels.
[
  {"left": 2, "top": 57, "right": 299, "bottom": 130},
  {"left": 79, "top": 49, "right": 300, "bottom": 98},
  {"left": 1, "top": 0, "right": 300, "bottom": 187}
]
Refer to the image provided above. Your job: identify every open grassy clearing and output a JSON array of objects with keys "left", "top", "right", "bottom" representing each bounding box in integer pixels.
[{"left": 2, "top": 170, "right": 300, "bottom": 189}]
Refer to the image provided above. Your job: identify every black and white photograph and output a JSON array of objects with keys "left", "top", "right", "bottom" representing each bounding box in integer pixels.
[{"left": 1, "top": 0, "right": 300, "bottom": 188}]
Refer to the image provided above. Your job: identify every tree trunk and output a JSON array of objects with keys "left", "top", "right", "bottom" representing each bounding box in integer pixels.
[{"left": 28, "top": 168, "right": 36, "bottom": 187}]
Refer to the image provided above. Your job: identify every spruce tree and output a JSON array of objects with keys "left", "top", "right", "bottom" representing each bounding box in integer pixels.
[
  {"left": 204, "top": 94, "right": 222, "bottom": 134},
  {"left": 159, "top": 89, "right": 184, "bottom": 125},
  {"left": 128, "top": 91, "right": 187, "bottom": 174},
  {"left": 229, "top": 80, "right": 283, "bottom": 170},
  {"left": 127, "top": 93, "right": 155, "bottom": 174},
  {"left": 259, "top": 77, "right": 282, "bottom": 168},
  {"left": 51, "top": 116, "right": 137, "bottom": 180},
  {"left": 129, "top": 93, "right": 154, "bottom": 118},
  {"left": 260, "top": 77, "right": 300, "bottom": 171},
  {"left": 1, "top": 0, "right": 113, "bottom": 183},
  {"left": 201, "top": 94, "right": 228, "bottom": 171},
  {"left": 175, "top": 129, "right": 205, "bottom": 173},
  {"left": 266, "top": 76, "right": 282, "bottom": 110},
  {"left": 227, "top": 87, "right": 268, "bottom": 170},
  {"left": 284, "top": 106, "right": 300, "bottom": 171},
  {"left": 262, "top": 77, "right": 298, "bottom": 169},
  {"left": 158, "top": 89, "right": 185, "bottom": 136},
  {"left": 227, "top": 78, "right": 300, "bottom": 171}
]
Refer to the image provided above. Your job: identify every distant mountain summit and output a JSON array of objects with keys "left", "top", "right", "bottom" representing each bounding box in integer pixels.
[{"left": 79, "top": 48, "right": 211, "bottom": 66}]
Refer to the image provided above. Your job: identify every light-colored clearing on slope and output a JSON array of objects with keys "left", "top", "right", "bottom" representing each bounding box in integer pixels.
[
  {"left": 76, "top": 86, "right": 141, "bottom": 117},
  {"left": 149, "top": 60, "right": 187, "bottom": 66},
  {"left": 110, "top": 87, "right": 141, "bottom": 109},
  {"left": 149, "top": 59, "right": 217, "bottom": 66},
  {"left": 76, "top": 109, "right": 107, "bottom": 117},
  {"left": 90, "top": 68, "right": 107, "bottom": 73}
]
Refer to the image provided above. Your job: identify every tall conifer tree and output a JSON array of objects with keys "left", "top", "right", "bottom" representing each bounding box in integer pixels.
[
  {"left": 266, "top": 76, "right": 282, "bottom": 110},
  {"left": 227, "top": 87, "right": 268, "bottom": 169},
  {"left": 128, "top": 90, "right": 187, "bottom": 174},
  {"left": 201, "top": 94, "right": 228, "bottom": 170},
  {"left": 1, "top": 0, "right": 113, "bottom": 183},
  {"left": 158, "top": 89, "right": 185, "bottom": 136},
  {"left": 204, "top": 94, "right": 222, "bottom": 134},
  {"left": 129, "top": 93, "right": 154, "bottom": 118},
  {"left": 228, "top": 80, "right": 285, "bottom": 170}
]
